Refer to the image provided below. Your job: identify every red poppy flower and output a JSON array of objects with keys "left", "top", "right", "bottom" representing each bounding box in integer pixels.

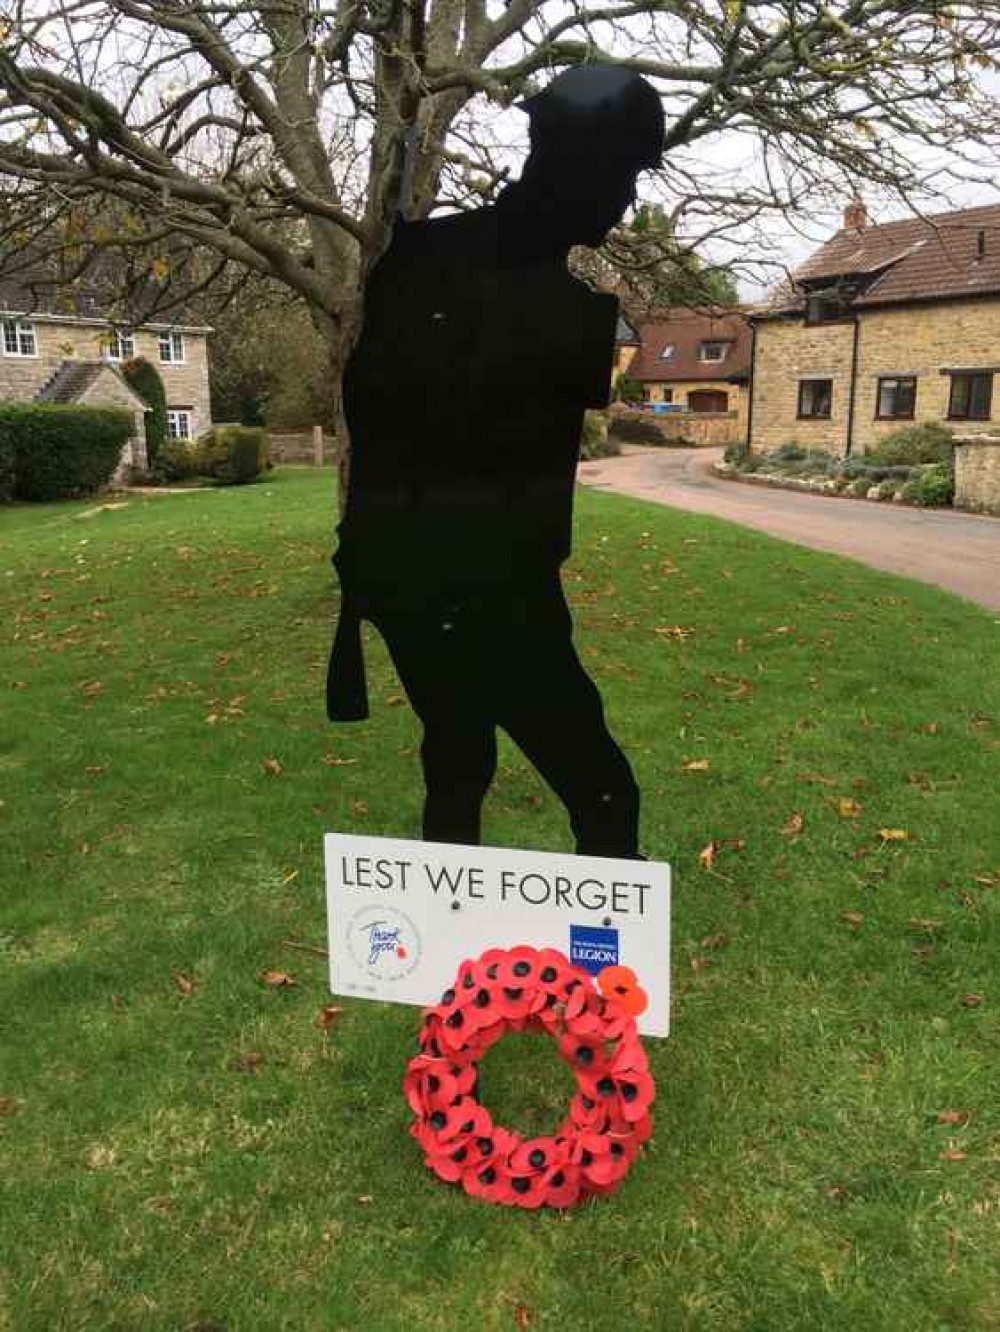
[{"left": 406, "top": 946, "right": 655, "bottom": 1210}]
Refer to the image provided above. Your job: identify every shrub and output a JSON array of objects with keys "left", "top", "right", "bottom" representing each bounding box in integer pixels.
[
  {"left": 723, "top": 441, "right": 749, "bottom": 464},
  {"left": 607, "top": 414, "right": 665, "bottom": 446},
  {"left": 122, "top": 357, "right": 168, "bottom": 462},
  {"left": 770, "top": 443, "right": 807, "bottom": 462},
  {"left": 195, "top": 425, "right": 269, "bottom": 484},
  {"left": 865, "top": 422, "right": 954, "bottom": 467},
  {"left": 0, "top": 403, "right": 132, "bottom": 501},
  {"left": 579, "top": 411, "right": 621, "bottom": 460},
  {"left": 849, "top": 476, "right": 872, "bottom": 496},
  {"left": 153, "top": 440, "right": 202, "bottom": 482},
  {"left": 0, "top": 431, "right": 15, "bottom": 503},
  {"left": 876, "top": 477, "right": 901, "bottom": 501},
  {"left": 910, "top": 463, "right": 955, "bottom": 507},
  {"left": 616, "top": 376, "right": 644, "bottom": 406}
]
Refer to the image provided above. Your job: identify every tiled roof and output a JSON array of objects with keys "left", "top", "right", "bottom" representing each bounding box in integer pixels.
[
  {"left": 0, "top": 258, "right": 211, "bottom": 330},
  {"left": 35, "top": 361, "right": 107, "bottom": 403},
  {"left": 616, "top": 312, "right": 640, "bottom": 344},
  {"left": 34, "top": 360, "right": 148, "bottom": 408},
  {"left": 625, "top": 307, "right": 751, "bottom": 382},
  {"left": 774, "top": 202, "right": 1000, "bottom": 312}
]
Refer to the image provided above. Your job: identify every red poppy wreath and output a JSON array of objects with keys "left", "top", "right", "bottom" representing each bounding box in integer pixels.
[{"left": 403, "top": 945, "right": 655, "bottom": 1209}]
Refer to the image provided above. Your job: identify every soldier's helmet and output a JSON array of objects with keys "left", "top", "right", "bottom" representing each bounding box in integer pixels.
[{"left": 518, "top": 65, "right": 665, "bottom": 171}]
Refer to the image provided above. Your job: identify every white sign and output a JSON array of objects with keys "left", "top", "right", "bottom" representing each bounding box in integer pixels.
[{"left": 323, "top": 833, "right": 671, "bottom": 1037}]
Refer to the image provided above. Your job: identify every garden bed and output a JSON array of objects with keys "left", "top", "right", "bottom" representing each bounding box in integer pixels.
[{"left": 720, "top": 426, "right": 956, "bottom": 508}]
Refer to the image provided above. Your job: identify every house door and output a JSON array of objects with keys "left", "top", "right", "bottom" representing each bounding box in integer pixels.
[{"left": 688, "top": 390, "right": 729, "bottom": 413}]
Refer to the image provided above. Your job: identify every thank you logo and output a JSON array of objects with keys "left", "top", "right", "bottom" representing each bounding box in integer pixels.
[
  {"left": 348, "top": 905, "right": 422, "bottom": 982},
  {"left": 570, "top": 924, "right": 619, "bottom": 975}
]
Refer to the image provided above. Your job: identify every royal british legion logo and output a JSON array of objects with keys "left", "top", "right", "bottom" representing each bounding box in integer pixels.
[{"left": 569, "top": 924, "right": 619, "bottom": 975}]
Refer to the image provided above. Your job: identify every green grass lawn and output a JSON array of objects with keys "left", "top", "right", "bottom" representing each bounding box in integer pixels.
[{"left": 2, "top": 468, "right": 1000, "bottom": 1331}]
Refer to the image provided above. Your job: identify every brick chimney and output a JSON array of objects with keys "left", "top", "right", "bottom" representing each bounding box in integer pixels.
[{"left": 843, "top": 196, "right": 868, "bottom": 231}]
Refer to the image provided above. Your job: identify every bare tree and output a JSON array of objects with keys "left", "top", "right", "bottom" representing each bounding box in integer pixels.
[{"left": 4, "top": 0, "right": 1000, "bottom": 461}]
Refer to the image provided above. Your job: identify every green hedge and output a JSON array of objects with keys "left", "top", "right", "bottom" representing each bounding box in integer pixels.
[
  {"left": 121, "top": 357, "right": 167, "bottom": 462},
  {"left": 0, "top": 431, "right": 15, "bottom": 502},
  {"left": 608, "top": 414, "right": 665, "bottom": 446},
  {"left": 0, "top": 404, "right": 133, "bottom": 501},
  {"left": 195, "top": 425, "right": 269, "bottom": 485}
]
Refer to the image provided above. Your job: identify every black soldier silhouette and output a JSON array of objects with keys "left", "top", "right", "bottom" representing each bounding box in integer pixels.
[{"left": 327, "top": 66, "right": 665, "bottom": 858}]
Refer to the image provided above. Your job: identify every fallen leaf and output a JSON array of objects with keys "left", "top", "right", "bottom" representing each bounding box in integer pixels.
[
  {"left": 940, "top": 1148, "right": 967, "bottom": 1161},
  {"left": 515, "top": 1305, "right": 531, "bottom": 1330},
  {"left": 80, "top": 680, "right": 104, "bottom": 696},
  {"left": 961, "top": 993, "right": 984, "bottom": 1008},
  {"left": 171, "top": 970, "right": 195, "bottom": 996},
  {"left": 832, "top": 797, "right": 862, "bottom": 818},
  {"left": 0, "top": 1096, "right": 19, "bottom": 1116},
  {"left": 385, "top": 694, "right": 406, "bottom": 707},
  {"left": 840, "top": 911, "right": 865, "bottom": 930},
  {"left": 909, "top": 917, "right": 942, "bottom": 932},
  {"left": 908, "top": 771, "right": 931, "bottom": 789},
  {"left": 701, "top": 934, "right": 726, "bottom": 950},
  {"left": 282, "top": 869, "right": 299, "bottom": 884},
  {"left": 878, "top": 828, "right": 910, "bottom": 842},
  {"left": 262, "top": 757, "right": 284, "bottom": 776},
  {"left": 351, "top": 800, "right": 370, "bottom": 816},
  {"left": 321, "top": 754, "right": 358, "bottom": 767},
  {"left": 918, "top": 722, "right": 940, "bottom": 735},
  {"left": 85, "top": 765, "right": 108, "bottom": 776},
  {"left": 780, "top": 811, "right": 805, "bottom": 836},
  {"left": 357, "top": 1194, "right": 373, "bottom": 1204},
  {"left": 937, "top": 1109, "right": 970, "bottom": 1125},
  {"left": 315, "top": 1004, "right": 344, "bottom": 1030},
  {"left": 798, "top": 772, "right": 837, "bottom": 787},
  {"left": 698, "top": 841, "right": 718, "bottom": 870},
  {"left": 260, "top": 969, "right": 296, "bottom": 988},
  {"left": 111, "top": 994, "right": 125, "bottom": 1012},
  {"left": 232, "top": 1052, "right": 266, "bottom": 1074},
  {"left": 682, "top": 758, "right": 711, "bottom": 771}
]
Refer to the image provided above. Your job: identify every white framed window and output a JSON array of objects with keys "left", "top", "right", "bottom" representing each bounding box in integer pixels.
[
  {"left": 699, "top": 341, "right": 727, "bottom": 362},
  {"left": 2, "top": 318, "right": 38, "bottom": 357},
  {"left": 658, "top": 343, "right": 675, "bottom": 361},
  {"left": 167, "top": 409, "right": 192, "bottom": 440},
  {"left": 158, "top": 330, "right": 186, "bottom": 364},
  {"left": 107, "top": 329, "right": 135, "bottom": 361}
]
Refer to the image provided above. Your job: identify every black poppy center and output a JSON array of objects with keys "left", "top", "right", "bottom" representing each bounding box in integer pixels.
[
  {"left": 512, "top": 1177, "right": 531, "bottom": 1194},
  {"left": 513, "top": 961, "right": 531, "bottom": 977},
  {"left": 540, "top": 966, "right": 558, "bottom": 983},
  {"left": 528, "top": 1148, "right": 546, "bottom": 1168},
  {"left": 430, "top": 1111, "right": 446, "bottom": 1129}
]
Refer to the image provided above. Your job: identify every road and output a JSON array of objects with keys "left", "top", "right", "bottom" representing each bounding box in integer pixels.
[{"left": 578, "top": 446, "right": 1000, "bottom": 613}]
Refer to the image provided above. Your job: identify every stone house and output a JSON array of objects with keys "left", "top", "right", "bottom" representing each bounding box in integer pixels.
[
  {"left": 749, "top": 199, "right": 1000, "bottom": 460},
  {"left": 0, "top": 275, "right": 213, "bottom": 481},
  {"left": 614, "top": 306, "right": 752, "bottom": 443}
]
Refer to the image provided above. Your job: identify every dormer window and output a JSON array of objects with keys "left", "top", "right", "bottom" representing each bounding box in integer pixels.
[
  {"left": 805, "top": 284, "right": 856, "bottom": 324},
  {"left": 659, "top": 343, "right": 675, "bottom": 361},
  {"left": 699, "top": 341, "right": 727, "bottom": 363}
]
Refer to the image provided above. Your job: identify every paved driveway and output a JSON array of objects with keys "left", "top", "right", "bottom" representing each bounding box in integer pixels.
[{"left": 577, "top": 446, "right": 1000, "bottom": 613}]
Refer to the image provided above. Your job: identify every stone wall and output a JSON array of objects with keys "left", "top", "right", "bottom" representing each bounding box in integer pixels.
[
  {"left": 954, "top": 437, "right": 1000, "bottom": 515},
  {"left": 610, "top": 407, "right": 741, "bottom": 447},
  {"left": 749, "top": 317, "right": 856, "bottom": 454},
  {"left": 0, "top": 316, "right": 212, "bottom": 436},
  {"left": 751, "top": 299, "right": 1000, "bottom": 458},
  {"left": 78, "top": 373, "right": 149, "bottom": 480}
]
